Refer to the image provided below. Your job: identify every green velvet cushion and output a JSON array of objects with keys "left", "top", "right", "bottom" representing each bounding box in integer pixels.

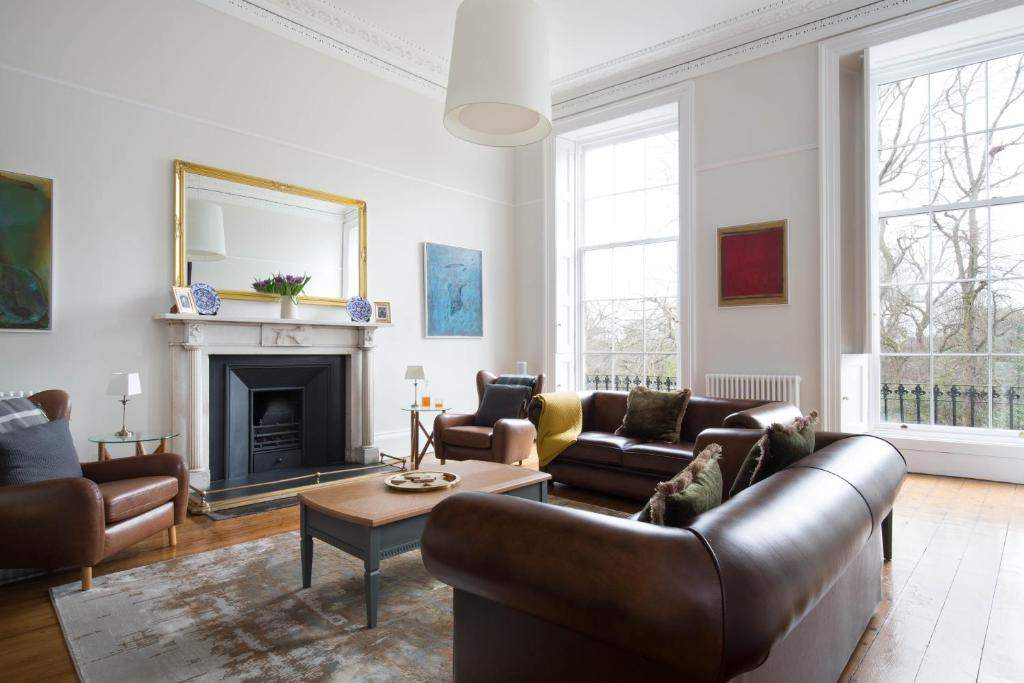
[
  {"left": 616, "top": 386, "right": 691, "bottom": 442},
  {"left": 638, "top": 443, "right": 723, "bottom": 527},
  {"left": 729, "top": 411, "right": 818, "bottom": 498}
]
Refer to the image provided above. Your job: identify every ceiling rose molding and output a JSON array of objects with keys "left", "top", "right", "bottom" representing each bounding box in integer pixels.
[
  {"left": 195, "top": 0, "right": 448, "bottom": 97},
  {"left": 552, "top": 0, "right": 948, "bottom": 120}
]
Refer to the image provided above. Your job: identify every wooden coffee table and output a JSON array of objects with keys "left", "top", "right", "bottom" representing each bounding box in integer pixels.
[{"left": 298, "top": 459, "right": 550, "bottom": 628}]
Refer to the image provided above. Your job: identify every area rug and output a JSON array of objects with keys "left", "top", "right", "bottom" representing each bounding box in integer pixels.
[{"left": 51, "top": 495, "right": 630, "bottom": 682}]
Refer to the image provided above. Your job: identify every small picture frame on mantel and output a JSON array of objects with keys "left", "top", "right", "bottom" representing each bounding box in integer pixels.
[
  {"left": 171, "top": 286, "right": 197, "bottom": 314},
  {"left": 374, "top": 301, "right": 392, "bottom": 324}
]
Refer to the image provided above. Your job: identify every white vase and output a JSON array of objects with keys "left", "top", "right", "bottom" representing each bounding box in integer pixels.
[{"left": 280, "top": 296, "right": 299, "bottom": 319}]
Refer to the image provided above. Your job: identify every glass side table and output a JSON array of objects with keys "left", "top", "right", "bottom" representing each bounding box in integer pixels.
[
  {"left": 401, "top": 406, "right": 450, "bottom": 469},
  {"left": 88, "top": 431, "right": 179, "bottom": 461}
]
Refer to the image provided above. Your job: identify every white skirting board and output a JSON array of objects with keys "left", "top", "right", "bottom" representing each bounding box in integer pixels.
[{"left": 900, "top": 447, "right": 1024, "bottom": 485}]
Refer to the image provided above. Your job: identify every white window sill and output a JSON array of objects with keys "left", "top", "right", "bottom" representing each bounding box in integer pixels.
[{"left": 869, "top": 426, "right": 1024, "bottom": 460}]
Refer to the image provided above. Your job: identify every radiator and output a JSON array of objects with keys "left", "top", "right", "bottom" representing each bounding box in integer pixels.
[{"left": 705, "top": 373, "right": 801, "bottom": 406}]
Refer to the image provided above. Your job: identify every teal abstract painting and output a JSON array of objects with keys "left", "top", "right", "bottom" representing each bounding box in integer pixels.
[
  {"left": 424, "top": 242, "right": 482, "bottom": 337},
  {"left": 0, "top": 171, "right": 52, "bottom": 331}
]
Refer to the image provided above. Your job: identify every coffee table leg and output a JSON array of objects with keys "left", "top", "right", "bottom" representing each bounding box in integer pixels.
[
  {"left": 301, "top": 533, "right": 313, "bottom": 588},
  {"left": 365, "top": 529, "right": 381, "bottom": 628}
]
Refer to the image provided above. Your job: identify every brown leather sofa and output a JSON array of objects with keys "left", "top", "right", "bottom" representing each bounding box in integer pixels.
[
  {"left": 530, "top": 390, "right": 802, "bottom": 500},
  {"left": 422, "top": 429, "right": 906, "bottom": 682},
  {"left": 433, "top": 371, "right": 544, "bottom": 466},
  {"left": 0, "top": 390, "right": 189, "bottom": 590}
]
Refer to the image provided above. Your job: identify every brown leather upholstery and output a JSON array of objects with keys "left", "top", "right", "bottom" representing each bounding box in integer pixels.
[
  {"left": 421, "top": 434, "right": 906, "bottom": 682},
  {"left": 434, "top": 371, "right": 543, "bottom": 465},
  {"left": 534, "top": 390, "right": 799, "bottom": 501},
  {"left": 0, "top": 390, "right": 189, "bottom": 586},
  {"left": 98, "top": 476, "right": 178, "bottom": 523}
]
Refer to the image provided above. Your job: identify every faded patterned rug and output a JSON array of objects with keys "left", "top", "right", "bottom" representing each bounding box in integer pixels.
[{"left": 51, "top": 496, "right": 630, "bottom": 682}]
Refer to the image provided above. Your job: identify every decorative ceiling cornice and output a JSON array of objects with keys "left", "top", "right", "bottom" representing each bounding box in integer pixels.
[{"left": 196, "top": 0, "right": 947, "bottom": 115}]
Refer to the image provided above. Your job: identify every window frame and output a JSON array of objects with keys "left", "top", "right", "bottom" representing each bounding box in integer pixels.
[{"left": 868, "top": 38, "right": 1024, "bottom": 439}]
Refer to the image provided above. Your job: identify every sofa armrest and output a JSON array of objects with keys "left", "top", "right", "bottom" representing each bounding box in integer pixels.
[
  {"left": 0, "top": 478, "right": 105, "bottom": 568},
  {"left": 82, "top": 453, "right": 190, "bottom": 524},
  {"left": 723, "top": 401, "right": 802, "bottom": 429},
  {"left": 492, "top": 418, "right": 536, "bottom": 464},
  {"left": 421, "top": 492, "right": 724, "bottom": 680},
  {"left": 694, "top": 428, "right": 765, "bottom": 497},
  {"left": 814, "top": 430, "right": 853, "bottom": 450},
  {"left": 433, "top": 413, "right": 476, "bottom": 460}
]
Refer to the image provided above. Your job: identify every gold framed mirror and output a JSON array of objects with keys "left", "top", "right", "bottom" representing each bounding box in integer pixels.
[{"left": 173, "top": 160, "right": 367, "bottom": 306}]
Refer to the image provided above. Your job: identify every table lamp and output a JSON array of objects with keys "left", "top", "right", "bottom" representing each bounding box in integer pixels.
[
  {"left": 106, "top": 372, "right": 142, "bottom": 437},
  {"left": 404, "top": 365, "right": 425, "bottom": 407}
]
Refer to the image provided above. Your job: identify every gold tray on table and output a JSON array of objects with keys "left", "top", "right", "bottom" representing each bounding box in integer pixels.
[{"left": 384, "top": 471, "right": 460, "bottom": 492}]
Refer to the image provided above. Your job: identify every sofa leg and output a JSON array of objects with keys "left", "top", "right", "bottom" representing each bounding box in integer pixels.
[
  {"left": 882, "top": 511, "right": 893, "bottom": 561},
  {"left": 168, "top": 526, "right": 177, "bottom": 547},
  {"left": 81, "top": 566, "right": 92, "bottom": 591}
]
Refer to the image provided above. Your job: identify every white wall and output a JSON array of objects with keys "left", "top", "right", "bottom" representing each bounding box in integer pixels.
[{"left": 0, "top": 0, "right": 518, "bottom": 461}]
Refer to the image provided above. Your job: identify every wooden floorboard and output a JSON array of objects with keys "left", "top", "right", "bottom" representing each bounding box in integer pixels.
[{"left": 1, "top": 464, "right": 1021, "bottom": 682}]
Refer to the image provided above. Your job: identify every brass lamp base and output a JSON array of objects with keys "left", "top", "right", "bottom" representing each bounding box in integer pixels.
[{"left": 114, "top": 428, "right": 134, "bottom": 438}]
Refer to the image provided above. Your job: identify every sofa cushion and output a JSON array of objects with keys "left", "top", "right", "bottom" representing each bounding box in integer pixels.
[
  {"left": 475, "top": 384, "right": 532, "bottom": 427},
  {"left": 638, "top": 443, "right": 723, "bottom": 526},
  {"left": 622, "top": 441, "right": 695, "bottom": 477},
  {"left": 616, "top": 386, "right": 691, "bottom": 442},
  {"left": 97, "top": 476, "right": 178, "bottom": 523},
  {"left": 0, "top": 397, "right": 49, "bottom": 434},
  {"left": 0, "top": 418, "right": 82, "bottom": 486},
  {"left": 443, "top": 426, "right": 494, "bottom": 449},
  {"left": 730, "top": 411, "right": 818, "bottom": 498},
  {"left": 560, "top": 432, "right": 640, "bottom": 467}
]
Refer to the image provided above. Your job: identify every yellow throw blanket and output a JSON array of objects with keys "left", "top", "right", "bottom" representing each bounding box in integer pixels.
[{"left": 534, "top": 391, "right": 583, "bottom": 467}]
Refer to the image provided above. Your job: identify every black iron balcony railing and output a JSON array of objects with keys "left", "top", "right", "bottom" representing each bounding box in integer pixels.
[
  {"left": 585, "top": 374, "right": 676, "bottom": 391},
  {"left": 880, "top": 382, "right": 1022, "bottom": 429}
]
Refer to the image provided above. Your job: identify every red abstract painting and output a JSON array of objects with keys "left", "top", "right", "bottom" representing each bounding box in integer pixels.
[{"left": 718, "top": 221, "right": 787, "bottom": 306}]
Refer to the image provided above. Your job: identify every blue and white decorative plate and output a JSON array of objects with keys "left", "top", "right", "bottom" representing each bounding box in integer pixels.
[
  {"left": 347, "top": 296, "right": 372, "bottom": 322},
  {"left": 191, "top": 282, "right": 221, "bottom": 316}
]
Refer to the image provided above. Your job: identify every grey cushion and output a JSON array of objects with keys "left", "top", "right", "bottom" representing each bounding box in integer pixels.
[
  {"left": 0, "top": 397, "right": 49, "bottom": 434},
  {"left": 0, "top": 418, "right": 82, "bottom": 486},
  {"left": 475, "top": 384, "right": 532, "bottom": 427}
]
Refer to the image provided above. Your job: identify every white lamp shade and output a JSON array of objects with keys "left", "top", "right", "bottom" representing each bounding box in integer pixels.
[
  {"left": 444, "top": 0, "right": 551, "bottom": 147},
  {"left": 404, "top": 365, "right": 426, "bottom": 381},
  {"left": 186, "top": 200, "right": 226, "bottom": 261},
  {"left": 106, "top": 372, "right": 142, "bottom": 397}
]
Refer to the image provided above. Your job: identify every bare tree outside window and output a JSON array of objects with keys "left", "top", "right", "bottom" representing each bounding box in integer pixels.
[{"left": 877, "top": 52, "right": 1024, "bottom": 429}]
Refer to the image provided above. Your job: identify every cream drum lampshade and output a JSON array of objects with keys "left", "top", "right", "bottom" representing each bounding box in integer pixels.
[
  {"left": 186, "top": 200, "right": 226, "bottom": 261},
  {"left": 443, "top": 0, "right": 552, "bottom": 147},
  {"left": 105, "top": 372, "right": 141, "bottom": 398}
]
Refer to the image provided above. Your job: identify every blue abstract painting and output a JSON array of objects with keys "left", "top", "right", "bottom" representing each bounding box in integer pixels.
[{"left": 424, "top": 242, "right": 482, "bottom": 337}]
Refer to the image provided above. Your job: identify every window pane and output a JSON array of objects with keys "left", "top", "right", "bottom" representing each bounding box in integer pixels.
[
  {"left": 880, "top": 285, "right": 929, "bottom": 353},
  {"left": 644, "top": 243, "right": 677, "bottom": 297},
  {"left": 929, "top": 62, "right": 987, "bottom": 137},
  {"left": 931, "top": 208, "right": 986, "bottom": 282},
  {"left": 879, "top": 214, "right": 929, "bottom": 284},
  {"left": 989, "top": 126, "right": 1024, "bottom": 200},
  {"left": 613, "top": 354, "right": 644, "bottom": 383},
  {"left": 993, "top": 356, "right": 1024, "bottom": 429},
  {"left": 583, "top": 196, "right": 614, "bottom": 246},
  {"left": 583, "top": 353, "right": 612, "bottom": 387},
  {"left": 878, "top": 77, "right": 928, "bottom": 149},
  {"left": 612, "top": 245, "right": 643, "bottom": 298},
  {"left": 930, "top": 132, "right": 987, "bottom": 205},
  {"left": 645, "top": 132, "right": 678, "bottom": 186},
  {"left": 934, "top": 355, "right": 989, "bottom": 428},
  {"left": 989, "top": 54, "right": 1024, "bottom": 129},
  {"left": 644, "top": 297, "right": 677, "bottom": 353},
  {"left": 613, "top": 138, "right": 645, "bottom": 194},
  {"left": 931, "top": 281, "right": 988, "bottom": 353},
  {"left": 990, "top": 203, "right": 1024, "bottom": 280},
  {"left": 644, "top": 186, "right": 678, "bottom": 239},
  {"left": 613, "top": 299, "right": 643, "bottom": 352},
  {"left": 582, "top": 250, "right": 612, "bottom": 300},
  {"left": 993, "top": 278, "right": 1024, "bottom": 353},
  {"left": 878, "top": 144, "right": 929, "bottom": 211},
  {"left": 583, "top": 301, "right": 614, "bottom": 352},
  {"left": 584, "top": 145, "right": 613, "bottom": 198},
  {"left": 645, "top": 354, "right": 677, "bottom": 388},
  {"left": 880, "top": 356, "right": 931, "bottom": 425}
]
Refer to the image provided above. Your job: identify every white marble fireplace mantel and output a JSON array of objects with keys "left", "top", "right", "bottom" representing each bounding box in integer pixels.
[{"left": 155, "top": 313, "right": 389, "bottom": 487}]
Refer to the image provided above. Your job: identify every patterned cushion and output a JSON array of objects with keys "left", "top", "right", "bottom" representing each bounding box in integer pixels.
[
  {"left": 0, "top": 418, "right": 82, "bottom": 486},
  {"left": 0, "top": 397, "right": 49, "bottom": 434}
]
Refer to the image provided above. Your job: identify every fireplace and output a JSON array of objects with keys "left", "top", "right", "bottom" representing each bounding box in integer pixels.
[{"left": 208, "top": 355, "right": 345, "bottom": 483}]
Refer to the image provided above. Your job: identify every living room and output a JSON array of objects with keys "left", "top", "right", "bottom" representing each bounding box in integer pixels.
[{"left": 1, "top": 0, "right": 1023, "bottom": 681}]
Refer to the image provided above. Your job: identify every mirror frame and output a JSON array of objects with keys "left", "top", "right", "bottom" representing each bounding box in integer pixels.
[{"left": 173, "top": 160, "right": 367, "bottom": 306}]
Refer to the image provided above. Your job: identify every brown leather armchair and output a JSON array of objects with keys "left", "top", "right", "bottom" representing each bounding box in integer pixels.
[
  {"left": 433, "top": 371, "right": 545, "bottom": 466},
  {"left": 0, "top": 390, "right": 189, "bottom": 590}
]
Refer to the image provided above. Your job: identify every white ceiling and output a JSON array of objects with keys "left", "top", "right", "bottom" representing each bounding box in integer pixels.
[{"left": 335, "top": 0, "right": 819, "bottom": 81}]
